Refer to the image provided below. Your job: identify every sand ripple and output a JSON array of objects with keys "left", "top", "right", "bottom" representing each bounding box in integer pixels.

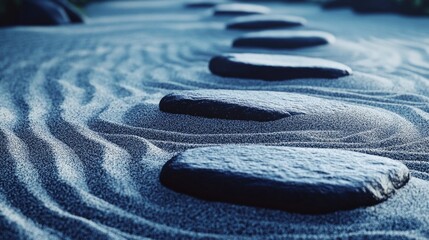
[{"left": 1, "top": 0, "right": 429, "bottom": 239}]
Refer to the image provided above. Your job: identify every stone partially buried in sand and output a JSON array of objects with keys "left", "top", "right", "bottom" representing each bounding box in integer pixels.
[
  {"left": 160, "top": 145, "right": 410, "bottom": 214},
  {"left": 209, "top": 53, "right": 352, "bottom": 80},
  {"left": 233, "top": 30, "right": 335, "bottom": 49},
  {"left": 227, "top": 15, "right": 306, "bottom": 30},
  {"left": 213, "top": 4, "right": 270, "bottom": 16},
  {"left": 159, "top": 90, "right": 349, "bottom": 121}
]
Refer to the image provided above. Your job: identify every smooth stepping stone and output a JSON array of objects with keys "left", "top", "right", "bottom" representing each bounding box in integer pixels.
[
  {"left": 53, "top": 0, "right": 85, "bottom": 23},
  {"left": 20, "top": 0, "right": 71, "bottom": 26},
  {"left": 185, "top": 0, "right": 224, "bottom": 8},
  {"left": 159, "top": 90, "right": 348, "bottom": 121},
  {"left": 209, "top": 53, "right": 352, "bottom": 80},
  {"left": 227, "top": 15, "right": 306, "bottom": 30},
  {"left": 213, "top": 4, "right": 270, "bottom": 16},
  {"left": 18, "top": 0, "right": 84, "bottom": 26},
  {"left": 160, "top": 145, "right": 410, "bottom": 214},
  {"left": 233, "top": 30, "right": 335, "bottom": 49}
]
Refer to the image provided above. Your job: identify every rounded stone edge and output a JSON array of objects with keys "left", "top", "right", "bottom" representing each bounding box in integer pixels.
[
  {"left": 185, "top": 2, "right": 217, "bottom": 8},
  {"left": 232, "top": 36, "right": 332, "bottom": 49},
  {"left": 159, "top": 92, "right": 291, "bottom": 121},
  {"left": 213, "top": 4, "right": 270, "bottom": 16},
  {"left": 208, "top": 55, "right": 353, "bottom": 80},
  {"left": 226, "top": 19, "right": 306, "bottom": 30},
  {"left": 159, "top": 146, "right": 411, "bottom": 214}
]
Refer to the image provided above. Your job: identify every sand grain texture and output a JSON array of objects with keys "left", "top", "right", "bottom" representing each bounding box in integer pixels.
[{"left": 1, "top": 0, "right": 429, "bottom": 239}]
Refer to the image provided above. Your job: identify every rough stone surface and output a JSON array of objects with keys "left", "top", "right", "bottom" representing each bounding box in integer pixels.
[
  {"left": 227, "top": 15, "right": 306, "bottom": 30},
  {"left": 233, "top": 30, "right": 335, "bottom": 49},
  {"left": 159, "top": 90, "right": 350, "bottom": 121},
  {"left": 160, "top": 145, "right": 410, "bottom": 214},
  {"left": 213, "top": 4, "right": 270, "bottom": 16},
  {"left": 209, "top": 53, "right": 352, "bottom": 80}
]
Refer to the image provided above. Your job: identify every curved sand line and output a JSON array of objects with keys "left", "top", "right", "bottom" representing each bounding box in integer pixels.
[{"left": 1, "top": 0, "right": 429, "bottom": 239}]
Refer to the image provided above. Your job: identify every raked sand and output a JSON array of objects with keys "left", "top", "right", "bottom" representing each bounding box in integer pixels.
[{"left": 1, "top": 0, "right": 429, "bottom": 239}]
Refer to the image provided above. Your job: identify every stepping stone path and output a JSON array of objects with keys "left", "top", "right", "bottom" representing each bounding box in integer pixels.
[
  {"left": 160, "top": 145, "right": 410, "bottom": 214},
  {"left": 233, "top": 30, "right": 335, "bottom": 49},
  {"left": 159, "top": 90, "right": 348, "bottom": 121},
  {"left": 213, "top": 3, "right": 270, "bottom": 16},
  {"left": 161, "top": 1, "right": 405, "bottom": 215},
  {"left": 209, "top": 53, "right": 352, "bottom": 80},
  {"left": 226, "top": 15, "right": 306, "bottom": 30}
]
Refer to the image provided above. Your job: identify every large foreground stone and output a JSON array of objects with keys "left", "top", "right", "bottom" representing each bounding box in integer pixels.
[
  {"left": 159, "top": 90, "right": 346, "bottom": 121},
  {"left": 209, "top": 53, "right": 352, "bottom": 80},
  {"left": 232, "top": 30, "right": 335, "bottom": 49},
  {"left": 160, "top": 145, "right": 410, "bottom": 214}
]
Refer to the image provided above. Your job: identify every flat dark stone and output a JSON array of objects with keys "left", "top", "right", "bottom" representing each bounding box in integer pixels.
[
  {"left": 233, "top": 30, "right": 335, "bottom": 49},
  {"left": 16, "top": 0, "right": 85, "bottom": 26},
  {"left": 19, "top": 0, "right": 70, "bottom": 26},
  {"left": 209, "top": 53, "right": 352, "bottom": 80},
  {"left": 226, "top": 15, "right": 306, "bottom": 30},
  {"left": 185, "top": 0, "right": 224, "bottom": 8},
  {"left": 53, "top": 0, "right": 85, "bottom": 23},
  {"left": 160, "top": 145, "right": 410, "bottom": 214},
  {"left": 159, "top": 90, "right": 351, "bottom": 121},
  {"left": 322, "top": 0, "right": 352, "bottom": 9},
  {"left": 213, "top": 3, "right": 270, "bottom": 16}
]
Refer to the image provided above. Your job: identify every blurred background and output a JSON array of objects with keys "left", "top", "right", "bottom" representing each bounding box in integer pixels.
[{"left": 1, "top": 0, "right": 428, "bottom": 27}]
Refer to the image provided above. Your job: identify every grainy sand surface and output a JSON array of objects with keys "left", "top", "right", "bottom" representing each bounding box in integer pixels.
[{"left": 1, "top": 1, "right": 429, "bottom": 239}]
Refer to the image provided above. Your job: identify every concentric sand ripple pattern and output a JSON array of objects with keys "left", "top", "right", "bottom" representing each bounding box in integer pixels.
[{"left": 1, "top": 0, "right": 429, "bottom": 239}]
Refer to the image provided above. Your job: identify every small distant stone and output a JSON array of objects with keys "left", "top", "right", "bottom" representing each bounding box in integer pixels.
[
  {"left": 213, "top": 3, "right": 270, "bottom": 16},
  {"left": 209, "top": 53, "right": 352, "bottom": 80},
  {"left": 20, "top": 0, "right": 70, "bottom": 26},
  {"left": 185, "top": 0, "right": 224, "bottom": 8},
  {"left": 160, "top": 145, "right": 410, "bottom": 214},
  {"left": 53, "top": 0, "right": 85, "bottom": 23},
  {"left": 233, "top": 30, "right": 335, "bottom": 49},
  {"left": 159, "top": 90, "right": 347, "bottom": 121},
  {"left": 17, "top": 0, "right": 84, "bottom": 26},
  {"left": 227, "top": 15, "right": 306, "bottom": 30}
]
